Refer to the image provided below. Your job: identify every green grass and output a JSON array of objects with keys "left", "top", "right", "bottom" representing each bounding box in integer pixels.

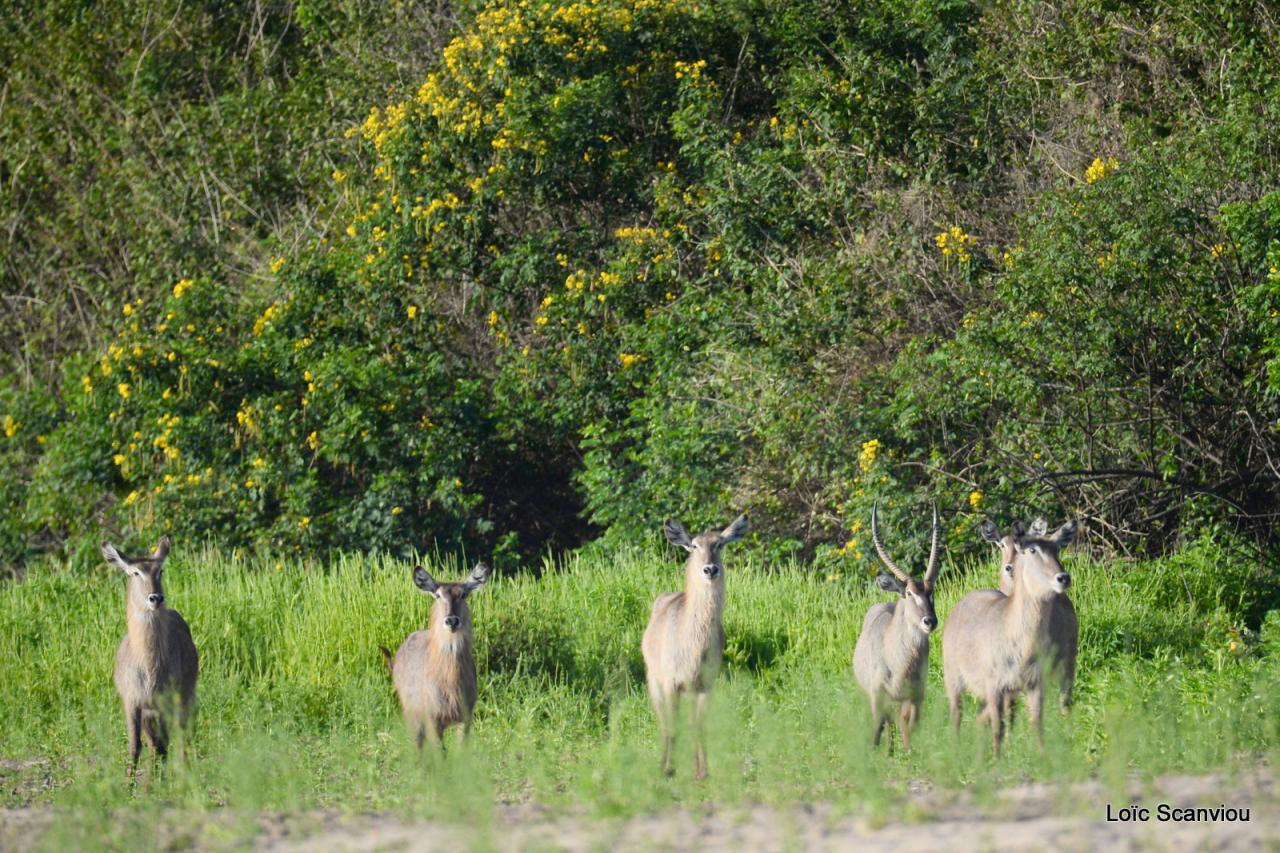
[{"left": 1, "top": 543, "right": 1278, "bottom": 847}]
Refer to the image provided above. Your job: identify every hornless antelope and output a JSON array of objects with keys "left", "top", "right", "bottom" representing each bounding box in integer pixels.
[
  {"left": 852, "top": 503, "right": 941, "bottom": 752},
  {"left": 942, "top": 519, "right": 1077, "bottom": 756},
  {"left": 384, "top": 562, "right": 489, "bottom": 750},
  {"left": 994, "top": 518, "right": 1078, "bottom": 715},
  {"left": 102, "top": 537, "right": 199, "bottom": 781},
  {"left": 642, "top": 513, "right": 748, "bottom": 779}
]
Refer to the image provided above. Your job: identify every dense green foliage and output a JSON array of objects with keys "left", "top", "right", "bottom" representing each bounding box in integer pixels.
[
  {"left": 0, "top": 545, "right": 1276, "bottom": 833},
  {"left": 3, "top": 0, "right": 1280, "bottom": 580}
]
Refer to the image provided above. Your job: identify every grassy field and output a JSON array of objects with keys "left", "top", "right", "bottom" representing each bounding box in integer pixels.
[{"left": 1, "top": 540, "right": 1277, "bottom": 847}]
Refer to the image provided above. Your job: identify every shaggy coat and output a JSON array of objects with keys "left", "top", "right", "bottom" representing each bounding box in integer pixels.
[
  {"left": 996, "top": 520, "right": 1078, "bottom": 714},
  {"left": 387, "top": 563, "right": 489, "bottom": 749},
  {"left": 103, "top": 537, "right": 199, "bottom": 780},
  {"left": 943, "top": 520, "right": 1076, "bottom": 755},
  {"left": 642, "top": 513, "right": 747, "bottom": 778}
]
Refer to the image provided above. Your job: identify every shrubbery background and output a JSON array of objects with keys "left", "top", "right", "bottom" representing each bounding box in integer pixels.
[{"left": 3, "top": 0, "right": 1279, "bottom": 581}]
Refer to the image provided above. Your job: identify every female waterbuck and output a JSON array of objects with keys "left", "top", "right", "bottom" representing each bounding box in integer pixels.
[
  {"left": 994, "top": 518, "right": 1078, "bottom": 715},
  {"left": 943, "top": 519, "right": 1077, "bottom": 756},
  {"left": 102, "top": 537, "right": 199, "bottom": 780},
  {"left": 385, "top": 562, "right": 490, "bottom": 750},
  {"left": 642, "top": 513, "right": 748, "bottom": 779},
  {"left": 852, "top": 503, "right": 941, "bottom": 752}
]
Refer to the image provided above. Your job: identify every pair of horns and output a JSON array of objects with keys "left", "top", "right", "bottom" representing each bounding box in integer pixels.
[{"left": 870, "top": 502, "right": 941, "bottom": 587}]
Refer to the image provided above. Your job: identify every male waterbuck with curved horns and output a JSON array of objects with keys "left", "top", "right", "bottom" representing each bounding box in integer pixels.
[
  {"left": 993, "top": 517, "right": 1078, "bottom": 716},
  {"left": 943, "top": 518, "right": 1077, "bottom": 756},
  {"left": 853, "top": 503, "right": 941, "bottom": 752},
  {"left": 642, "top": 513, "right": 748, "bottom": 779},
  {"left": 384, "top": 562, "right": 490, "bottom": 750},
  {"left": 102, "top": 536, "right": 199, "bottom": 781}
]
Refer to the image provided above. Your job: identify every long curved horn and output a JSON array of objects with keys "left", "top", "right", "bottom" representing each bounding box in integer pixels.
[
  {"left": 870, "top": 503, "right": 910, "bottom": 583},
  {"left": 924, "top": 502, "right": 942, "bottom": 588}
]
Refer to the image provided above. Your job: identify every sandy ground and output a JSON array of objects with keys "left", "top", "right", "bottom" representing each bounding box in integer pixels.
[{"left": 2, "top": 762, "right": 1276, "bottom": 851}]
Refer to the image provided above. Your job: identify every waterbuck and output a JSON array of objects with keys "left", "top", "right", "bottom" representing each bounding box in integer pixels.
[
  {"left": 102, "top": 537, "right": 199, "bottom": 781},
  {"left": 994, "top": 518, "right": 1078, "bottom": 715},
  {"left": 384, "top": 562, "right": 489, "bottom": 750},
  {"left": 942, "top": 519, "right": 1077, "bottom": 756},
  {"left": 852, "top": 503, "right": 941, "bottom": 752},
  {"left": 642, "top": 513, "right": 748, "bottom": 779}
]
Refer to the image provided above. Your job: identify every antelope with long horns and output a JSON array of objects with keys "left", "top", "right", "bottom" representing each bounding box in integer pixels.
[{"left": 852, "top": 503, "right": 941, "bottom": 751}]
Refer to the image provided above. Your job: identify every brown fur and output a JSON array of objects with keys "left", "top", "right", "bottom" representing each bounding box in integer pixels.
[
  {"left": 389, "top": 564, "right": 488, "bottom": 750},
  {"left": 943, "top": 521, "right": 1076, "bottom": 756},
  {"left": 996, "top": 523, "right": 1078, "bottom": 718},
  {"left": 641, "top": 514, "right": 747, "bottom": 779},
  {"left": 103, "top": 537, "right": 198, "bottom": 782},
  {"left": 852, "top": 503, "right": 941, "bottom": 752}
]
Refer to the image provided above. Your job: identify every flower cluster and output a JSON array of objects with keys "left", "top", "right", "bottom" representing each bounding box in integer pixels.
[
  {"left": 935, "top": 226, "right": 976, "bottom": 263},
  {"left": 858, "top": 438, "right": 881, "bottom": 473},
  {"left": 1084, "top": 156, "right": 1119, "bottom": 184}
]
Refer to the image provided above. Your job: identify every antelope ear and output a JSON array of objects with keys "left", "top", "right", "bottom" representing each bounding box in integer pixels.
[
  {"left": 979, "top": 520, "right": 1004, "bottom": 545},
  {"left": 875, "top": 572, "right": 905, "bottom": 596},
  {"left": 102, "top": 543, "right": 133, "bottom": 573},
  {"left": 412, "top": 566, "right": 440, "bottom": 594},
  {"left": 462, "top": 562, "right": 490, "bottom": 596},
  {"left": 718, "top": 513, "right": 748, "bottom": 545},
  {"left": 153, "top": 536, "right": 171, "bottom": 561},
  {"left": 664, "top": 519, "right": 695, "bottom": 552},
  {"left": 1052, "top": 520, "right": 1078, "bottom": 548}
]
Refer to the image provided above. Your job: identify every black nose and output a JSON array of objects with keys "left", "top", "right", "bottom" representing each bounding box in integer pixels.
[
  {"left": 1055, "top": 573, "right": 1071, "bottom": 588},
  {"left": 922, "top": 616, "right": 937, "bottom": 630},
  {"left": 148, "top": 594, "right": 164, "bottom": 607},
  {"left": 444, "top": 615, "right": 460, "bottom": 630},
  {"left": 702, "top": 565, "right": 719, "bottom": 579}
]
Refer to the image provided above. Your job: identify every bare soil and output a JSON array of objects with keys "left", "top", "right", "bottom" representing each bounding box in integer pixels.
[{"left": 1, "top": 765, "right": 1275, "bottom": 851}]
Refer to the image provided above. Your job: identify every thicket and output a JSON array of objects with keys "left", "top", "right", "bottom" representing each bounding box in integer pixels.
[{"left": 2, "top": 0, "right": 1279, "bottom": 585}]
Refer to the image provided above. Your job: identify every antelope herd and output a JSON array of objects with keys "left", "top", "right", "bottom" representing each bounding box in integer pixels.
[{"left": 100, "top": 504, "right": 1079, "bottom": 781}]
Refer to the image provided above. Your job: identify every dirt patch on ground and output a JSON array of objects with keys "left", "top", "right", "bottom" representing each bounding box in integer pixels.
[{"left": 1, "top": 769, "right": 1275, "bottom": 851}]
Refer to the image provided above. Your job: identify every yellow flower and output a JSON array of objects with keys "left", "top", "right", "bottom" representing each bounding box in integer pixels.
[
  {"left": 969, "top": 489, "right": 983, "bottom": 509},
  {"left": 487, "top": 310, "right": 499, "bottom": 327},
  {"left": 173, "top": 279, "right": 194, "bottom": 299},
  {"left": 332, "top": 169, "right": 347, "bottom": 182},
  {"left": 2, "top": 415, "right": 19, "bottom": 438},
  {"left": 391, "top": 506, "right": 403, "bottom": 515},
  {"left": 116, "top": 383, "right": 131, "bottom": 399},
  {"left": 270, "top": 257, "right": 286, "bottom": 273},
  {"left": 113, "top": 453, "right": 126, "bottom": 466},
  {"left": 307, "top": 431, "right": 319, "bottom": 450},
  {"left": 1084, "top": 156, "right": 1119, "bottom": 183},
  {"left": 618, "top": 352, "right": 640, "bottom": 369},
  {"left": 123, "top": 490, "right": 139, "bottom": 506},
  {"left": 1209, "top": 243, "right": 1226, "bottom": 259},
  {"left": 535, "top": 315, "right": 549, "bottom": 326},
  {"left": 122, "top": 304, "right": 134, "bottom": 317},
  {"left": 346, "top": 224, "right": 358, "bottom": 238},
  {"left": 935, "top": 226, "right": 976, "bottom": 262},
  {"left": 299, "top": 516, "right": 311, "bottom": 529},
  {"left": 407, "top": 305, "right": 418, "bottom": 319},
  {"left": 858, "top": 438, "right": 881, "bottom": 473}
]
